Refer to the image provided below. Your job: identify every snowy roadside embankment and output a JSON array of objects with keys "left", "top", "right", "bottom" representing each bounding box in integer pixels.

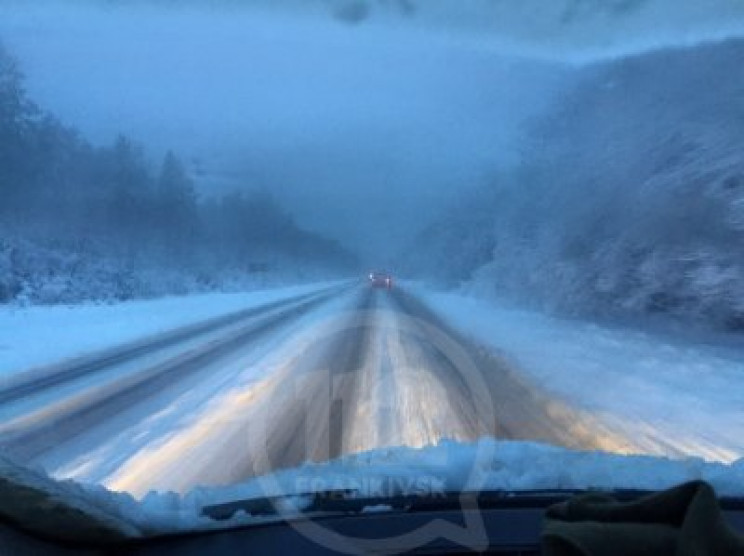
[
  {"left": 0, "top": 281, "right": 341, "bottom": 376},
  {"left": 2, "top": 439, "right": 743, "bottom": 541},
  {"left": 413, "top": 285, "right": 744, "bottom": 463}
]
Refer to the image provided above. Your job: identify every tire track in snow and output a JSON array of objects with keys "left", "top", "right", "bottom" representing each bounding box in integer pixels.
[
  {"left": 389, "top": 288, "right": 655, "bottom": 455},
  {"left": 0, "top": 286, "right": 342, "bottom": 405},
  {"left": 0, "top": 287, "right": 347, "bottom": 462},
  {"left": 77, "top": 284, "right": 645, "bottom": 497}
]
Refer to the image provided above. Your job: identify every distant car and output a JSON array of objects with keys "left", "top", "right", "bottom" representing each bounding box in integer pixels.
[{"left": 368, "top": 271, "right": 393, "bottom": 289}]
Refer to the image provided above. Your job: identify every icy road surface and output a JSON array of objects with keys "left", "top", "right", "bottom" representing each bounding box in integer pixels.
[{"left": 0, "top": 283, "right": 742, "bottom": 498}]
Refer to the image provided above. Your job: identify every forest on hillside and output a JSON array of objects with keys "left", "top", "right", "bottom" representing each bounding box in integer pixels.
[
  {"left": 0, "top": 43, "right": 355, "bottom": 304},
  {"left": 403, "top": 38, "right": 744, "bottom": 331}
]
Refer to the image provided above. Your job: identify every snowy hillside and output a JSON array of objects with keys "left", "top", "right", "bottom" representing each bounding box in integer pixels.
[{"left": 407, "top": 37, "right": 744, "bottom": 331}]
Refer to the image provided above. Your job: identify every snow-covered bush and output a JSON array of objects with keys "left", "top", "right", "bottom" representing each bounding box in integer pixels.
[
  {"left": 481, "top": 39, "right": 744, "bottom": 329},
  {"left": 0, "top": 232, "right": 352, "bottom": 306}
]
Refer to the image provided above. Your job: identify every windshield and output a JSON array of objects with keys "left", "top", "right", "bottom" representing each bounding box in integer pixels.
[{"left": 1, "top": 0, "right": 744, "bottom": 546}]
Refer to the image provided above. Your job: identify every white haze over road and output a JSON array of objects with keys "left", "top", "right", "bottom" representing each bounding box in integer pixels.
[
  {"left": 2, "top": 1, "right": 743, "bottom": 260},
  {"left": 0, "top": 2, "right": 558, "bottom": 260}
]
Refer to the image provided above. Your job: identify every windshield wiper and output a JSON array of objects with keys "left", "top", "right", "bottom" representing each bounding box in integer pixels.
[{"left": 202, "top": 488, "right": 744, "bottom": 522}]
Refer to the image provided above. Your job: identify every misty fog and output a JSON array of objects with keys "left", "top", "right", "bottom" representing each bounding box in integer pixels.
[
  {"left": 2, "top": 0, "right": 744, "bottom": 330},
  {"left": 0, "top": 2, "right": 569, "bottom": 261}
]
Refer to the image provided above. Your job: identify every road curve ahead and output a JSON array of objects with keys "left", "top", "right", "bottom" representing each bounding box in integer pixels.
[{"left": 27, "top": 283, "right": 633, "bottom": 497}]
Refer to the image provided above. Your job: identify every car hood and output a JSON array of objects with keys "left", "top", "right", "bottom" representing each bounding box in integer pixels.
[{"left": 2, "top": 439, "right": 743, "bottom": 542}]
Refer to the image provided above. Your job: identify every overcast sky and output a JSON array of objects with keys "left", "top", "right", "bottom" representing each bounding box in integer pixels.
[{"left": 1, "top": 1, "right": 742, "bottom": 261}]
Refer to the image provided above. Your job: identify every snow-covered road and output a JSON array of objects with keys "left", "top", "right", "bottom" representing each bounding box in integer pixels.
[
  {"left": 103, "top": 282, "right": 632, "bottom": 497},
  {"left": 1, "top": 283, "right": 742, "bottom": 499}
]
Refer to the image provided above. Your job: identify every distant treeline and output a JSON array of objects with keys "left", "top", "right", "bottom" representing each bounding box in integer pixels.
[{"left": 0, "top": 42, "right": 355, "bottom": 303}]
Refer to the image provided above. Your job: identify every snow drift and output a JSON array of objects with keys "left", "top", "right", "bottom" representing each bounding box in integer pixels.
[{"left": 1, "top": 439, "right": 743, "bottom": 542}]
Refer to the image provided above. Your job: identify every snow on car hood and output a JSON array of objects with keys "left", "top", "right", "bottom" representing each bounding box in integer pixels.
[{"left": 2, "top": 439, "right": 744, "bottom": 540}]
